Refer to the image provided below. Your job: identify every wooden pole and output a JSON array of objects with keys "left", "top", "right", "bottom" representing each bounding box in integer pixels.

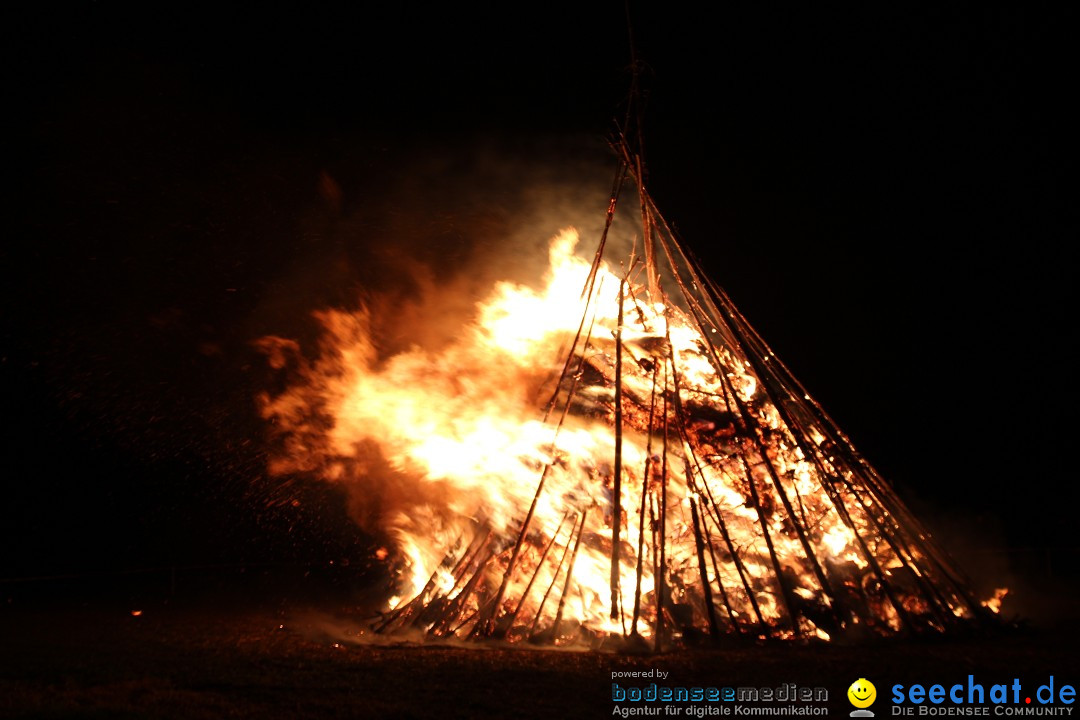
[
  {"left": 654, "top": 361, "right": 670, "bottom": 652},
  {"left": 552, "top": 509, "right": 589, "bottom": 642},
  {"left": 476, "top": 465, "right": 551, "bottom": 637},
  {"left": 529, "top": 513, "right": 579, "bottom": 639},
  {"left": 504, "top": 510, "right": 573, "bottom": 633},
  {"left": 698, "top": 501, "right": 742, "bottom": 634},
  {"left": 543, "top": 162, "right": 626, "bottom": 419},
  {"left": 610, "top": 278, "right": 625, "bottom": 622},
  {"left": 631, "top": 364, "right": 659, "bottom": 636},
  {"left": 375, "top": 527, "right": 474, "bottom": 633},
  {"left": 689, "top": 493, "right": 721, "bottom": 642}
]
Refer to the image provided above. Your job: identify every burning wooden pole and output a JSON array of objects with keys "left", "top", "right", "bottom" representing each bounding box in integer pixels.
[
  {"left": 610, "top": 278, "right": 626, "bottom": 623},
  {"left": 529, "top": 513, "right": 580, "bottom": 639},
  {"left": 551, "top": 508, "right": 589, "bottom": 643},
  {"left": 504, "top": 509, "right": 573, "bottom": 633},
  {"left": 655, "top": 360, "right": 670, "bottom": 652},
  {"left": 544, "top": 161, "right": 625, "bottom": 420},
  {"left": 428, "top": 544, "right": 496, "bottom": 636},
  {"left": 698, "top": 500, "right": 743, "bottom": 635},
  {"left": 375, "top": 526, "right": 481, "bottom": 634},
  {"left": 475, "top": 467, "right": 550, "bottom": 638},
  {"left": 631, "top": 364, "right": 659, "bottom": 637},
  {"left": 699, "top": 483, "right": 765, "bottom": 630},
  {"left": 688, "top": 492, "right": 721, "bottom": 642}
]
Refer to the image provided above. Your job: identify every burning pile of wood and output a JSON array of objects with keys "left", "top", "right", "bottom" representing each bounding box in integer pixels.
[{"left": 259, "top": 141, "right": 995, "bottom": 649}]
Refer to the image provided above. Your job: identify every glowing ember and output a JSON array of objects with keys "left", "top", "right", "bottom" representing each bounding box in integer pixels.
[
  {"left": 257, "top": 157, "right": 996, "bottom": 647},
  {"left": 981, "top": 587, "right": 1009, "bottom": 615}
]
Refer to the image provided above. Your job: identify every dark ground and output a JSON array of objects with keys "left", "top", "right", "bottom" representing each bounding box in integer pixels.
[{"left": 2, "top": 572, "right": 1078, "bottom": 719}]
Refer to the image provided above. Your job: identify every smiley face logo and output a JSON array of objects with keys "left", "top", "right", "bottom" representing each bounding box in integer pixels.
[{"left": 848, "top": 678, "right": 877, "bottom": 709}]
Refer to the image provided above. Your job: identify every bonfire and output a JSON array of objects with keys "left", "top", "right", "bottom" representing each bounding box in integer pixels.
[{"left": 257, "top": 139, "right": 997, "bottom": 649}]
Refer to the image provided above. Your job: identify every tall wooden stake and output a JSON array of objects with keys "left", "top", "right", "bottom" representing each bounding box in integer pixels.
[
  {"left": 689, "top": 493, "right": 721, "bottom": 642},
  {"left": 610, "top": 278, "right": 625, "bottom": 622},
  {"left": 655, "top": 361, "right": 670, "bottom": 652},
  {"left": 631, "top": 364, "right": 659, "bottom": 636},
  {"left": 554, "top": 508, "right": 589, "bottom": 642}
]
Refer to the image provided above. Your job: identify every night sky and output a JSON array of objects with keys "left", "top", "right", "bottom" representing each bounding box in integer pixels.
[{"left": 4, "top": 5, "right": 1073, "bottom": 590}]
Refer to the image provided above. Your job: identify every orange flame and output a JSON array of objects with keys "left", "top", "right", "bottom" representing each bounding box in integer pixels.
[{"left": 259, "top": 227, "right": 990, "bottom": 645}]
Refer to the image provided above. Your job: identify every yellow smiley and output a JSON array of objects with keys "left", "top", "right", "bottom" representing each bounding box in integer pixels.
[{"left": 848, "top": 679, "right": 877, "bottom": 708}]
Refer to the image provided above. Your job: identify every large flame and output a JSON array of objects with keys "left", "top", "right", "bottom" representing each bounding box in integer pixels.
[{"left": 258, "top": 226, "right": 989, "bottom": 646}]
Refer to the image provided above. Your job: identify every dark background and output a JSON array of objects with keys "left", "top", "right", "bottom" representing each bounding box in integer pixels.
[{"left": 3, "top": 5, "right": 1074, "bottom": 605}]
